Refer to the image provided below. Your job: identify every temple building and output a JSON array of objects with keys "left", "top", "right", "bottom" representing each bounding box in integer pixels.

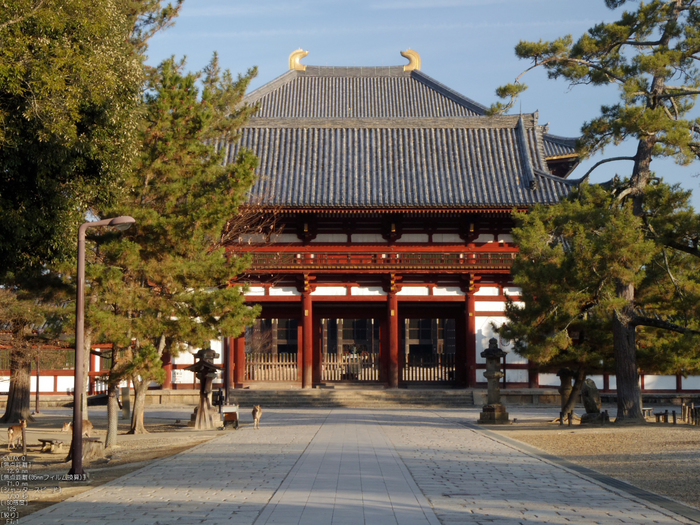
[
  {"left": 168, "top": 49, "right": 580, "bottom": 391},
  {"left": 4, "top": 50, "right": 697, "bottom": 397}
]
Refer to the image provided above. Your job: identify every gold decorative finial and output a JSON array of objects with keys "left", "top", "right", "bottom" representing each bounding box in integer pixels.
[
  {"left": 289, "top": 49, "right": 309, "bottom": 71},
  {"left": 400, "top": 49, "right": 421, "bottom": 71}
]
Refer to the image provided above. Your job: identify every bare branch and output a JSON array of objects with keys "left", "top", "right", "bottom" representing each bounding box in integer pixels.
[{"left": 578, "top": 157, "right": 636, "bottom": 182}]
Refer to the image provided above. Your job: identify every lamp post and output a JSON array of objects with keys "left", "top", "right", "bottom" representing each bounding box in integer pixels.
[{"left": 70, "top": 216, "right": 135, "bottom": 477}]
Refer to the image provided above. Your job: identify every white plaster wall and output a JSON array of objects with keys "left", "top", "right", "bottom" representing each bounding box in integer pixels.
[
  {"left": 30, "top": 376, "right": 55, "bottom": 392},
  {"left": 503, "top": 287, "right": 522, "bottom": 296},
  {"left": 269, "top": 287, "right": 300, "bottom": 296},
  {"left": 211, "top": 340, "right": 223, "bottom": 364},
  {"left": 588, "top": 375, "right": 605, "bottom": 389},
  {"left": 272, "top": 233, "right": 299, "bottom": 243},
  {"left": 506, "top": 353, "right": 527, "bottom": 365},
  {"left": 0, "top": 377, "right": 9, "bottom": 393},
  {"left": 504, "top": 369, "right": 528, "bottom": 383},
  {"left": 246, "top": 286, "right": 266, "bottom": 296},
  {"left": 312, "top": 234, "right": 347, "bottom": 243},
  {"left": 682, "top": 376, "right": 700, "bottom": 390},
  {"left": 352, "top": 234, "right": 385, "bottom": 243},
  {"left": 475, "top": 287, "right": 499, "bottom": 296},
  {"left": 238, "top": 234, "right": 267, "bottom": 243},
  {"left": 474, "top": 234, "right": 494, "bottom": 243},
  {"left": 479, "top": 369, "right": 528, "bottom": 383},
  {"left": 395, "top": 233, "right": 430, "bottom": 243},
  {"left": 433, "top": 287, "right": 463, "bottom": 296},
  {"left": 173, "top": 352, "right": 196, "bottom": 365},
  {"left": 172, "top": 369, "right": 195, "bottom": 384},
  {"left": 433, "top": 233, "right": 463, "bottom": 243},
  {"left": 56, "top": 376, "right": 74, "bottom": 393},
  {"left": 644, "top": 375, "right": 676, "bottom": 390},
  {"left": 351, "top": 286, "right": 386, "bottom": 296},
  {"left": 475, "top": 316, "right": 506, "bottom": 362},
  {"left": 397, "top": 286, "right": 430, "bottom": 296},
  {"left": 498, "top": 234, "right": 514, "bottom": 243},
  {"left": 474, "top": 301, "right": 505, "bottom": 312},
  {"left": 312, "top": 286, "right": 347, "bottom": 296},
  {"left": 538, "top": 373, "right": 559, "bottom": 387}
]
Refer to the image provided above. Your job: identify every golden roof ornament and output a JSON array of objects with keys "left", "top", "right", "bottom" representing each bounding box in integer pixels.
[
  {"left": 400, "top": 49, "right": 421, "bottom": 71},
  {"left": 289, "top": 49, "right": 309, "bottom": 71}
]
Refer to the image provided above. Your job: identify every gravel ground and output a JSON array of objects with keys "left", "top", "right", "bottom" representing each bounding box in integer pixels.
[{"left": 491, "top": 408, "right": 700, "bottom": 510}]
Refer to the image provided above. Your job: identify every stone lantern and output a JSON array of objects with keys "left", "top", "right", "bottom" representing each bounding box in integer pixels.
[
  {"left": 477, "top": 338, "right": 510, "bottom": 424},
  {"left": 185, "top": 348, "right": 222, "bottom": 430}
]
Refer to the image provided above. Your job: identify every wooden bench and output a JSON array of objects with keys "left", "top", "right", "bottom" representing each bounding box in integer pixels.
[
  {"left": 38, "top": 438, "right": 64, "bottom": 453},
  {"left": 642, "top": 407, "right": 654, "bottom": 418}
]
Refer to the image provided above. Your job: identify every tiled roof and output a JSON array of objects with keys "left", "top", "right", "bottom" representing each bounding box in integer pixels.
[
  {"left": 543, "top": 133, "right": 578, "bottom": 159},
  {"left": 228, "top": 60, "right": 577, "bottom": 209},
  {"left": 244, "top": 67, "right": 487, "bottom": 118}
]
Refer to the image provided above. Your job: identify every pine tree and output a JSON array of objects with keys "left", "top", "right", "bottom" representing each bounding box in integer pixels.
[
  {"left": 90, "top": 55, "right": 260, "bottom": 436},
  {"left": 0, "top": 1, "right": 182, "bottom": 423},
  {"left": 500, "top": 182, "right": 700, "bottom": 420},
  {"left": 492, "top": 0, "right": 700, "bottom": 421}
]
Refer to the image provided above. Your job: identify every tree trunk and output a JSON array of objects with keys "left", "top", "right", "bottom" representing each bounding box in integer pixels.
[
  {"left": 612, "top": 281, "right": 644, "bottom": 423},
  {"left": 561, "top": 368, "right": 586, "bottom": 417},
  {"left": 81, "top": 330, "right": 92, "bottom": 420},
  {"left": 0, "top": 350, "right": 32, "bottom": 423},
  {"left": 128, "top": 375, "right": 148, "bottom": 434},
  {"left": 106, "top": 385, "right": 120, "bottom": 447},
  {"left": 105, "top": 350, "right": 120, "bottom": 448}
]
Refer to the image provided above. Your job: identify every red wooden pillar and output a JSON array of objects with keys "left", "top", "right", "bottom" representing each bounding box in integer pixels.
[
  {"left": 88, "top": 349, "right": 98, "bottom": 394},
  {"left": 466, "top": 292, "right": 477, "bottom": 387},
  {"left": 312, "top": 315, "right": 323, "bottom": 384},
  {"left": 379, "top": 316, "right": 389, "bottom": 384},
  {"left": 454, "top": 311, "right": 467, "bottom": 386},
  {"left": 297, "top": 322, "right": 304, "bottom": 383},
  {"left": 388, "top": 292, "right": 399, "bottom": 388},
  {"left": 234, "top": 335, "right": 246, "bottom": 387},
  {"left": 162, "top": 351, "right": 173, "bottom": 389},
  {"left": 528, "top": 361, "right": 538, "bottom": 388},
  {"left": 302, "top": 292, "right": 313, "bottom": 389}
]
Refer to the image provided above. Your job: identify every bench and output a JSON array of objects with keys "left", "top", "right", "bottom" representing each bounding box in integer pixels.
[
  {"left": 38, "top": 438, "right": 64, "bottom": 453},
  {"left": 642, "top": 407, "right": 654, "bottom": 418}
]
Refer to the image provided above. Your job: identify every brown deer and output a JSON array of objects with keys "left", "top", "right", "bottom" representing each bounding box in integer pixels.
[
  {"left": 62, "top": 420, "right": 93, "bottom": 437},
  {"left": 252, "top": 405, "right": 262, "bottom": 430},
  {"left": 7, "top": 419, "right": 27, "bottom": 450}
]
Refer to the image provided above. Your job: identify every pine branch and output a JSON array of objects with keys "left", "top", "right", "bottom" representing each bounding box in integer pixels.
[{"left": 631, "top": 311, "right": 700, "bottom": 335}]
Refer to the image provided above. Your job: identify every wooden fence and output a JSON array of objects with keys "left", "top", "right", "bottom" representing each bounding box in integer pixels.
[
  {"left": 245, "top": 353, "right": 298, "bottom": 381},
  {"left": 242, "top": 352, "right": 455, "bottom": 383},
  {"left": 322, "top": 353, "right": 379, "bottom": 382},
  {"left": 402, "top": 353, "right": 455, "bottom": 382}
]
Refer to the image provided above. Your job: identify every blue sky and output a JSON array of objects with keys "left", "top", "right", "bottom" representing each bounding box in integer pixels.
[{"left": 146, "top": 0, "right": 700, "bottom": 208}]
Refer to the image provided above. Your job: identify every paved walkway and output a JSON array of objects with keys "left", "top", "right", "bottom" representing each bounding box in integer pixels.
[{"left": 17, "top": 408, "right": 698, "bottom": 525}]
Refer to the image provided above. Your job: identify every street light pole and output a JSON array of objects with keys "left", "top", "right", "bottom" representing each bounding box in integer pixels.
[{"left": 69, "top": 216, "right": 135, "bottom": 477}]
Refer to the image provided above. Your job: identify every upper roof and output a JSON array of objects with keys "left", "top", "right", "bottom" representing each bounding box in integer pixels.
[
  {"left": 244, "top": 66, "right": 488, "bottom": 118},
  {"left": 228, "top": 50, "right": 578, "bottom": 210}
]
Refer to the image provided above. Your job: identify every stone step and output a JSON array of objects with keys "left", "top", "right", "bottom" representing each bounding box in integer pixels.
[{"left": 224, "top": 389, "right": 475, "bottom": 408}]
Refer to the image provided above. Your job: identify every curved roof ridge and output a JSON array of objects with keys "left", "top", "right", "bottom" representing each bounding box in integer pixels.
[
  {"left": 543, "top": 132, "right": 578, "bottom": 147},
  {"left": 243, "top": 69, "right": 299, "bottom": 105},
  {"left": 409, "top": 70, "right": 489, "bottom": 115}
]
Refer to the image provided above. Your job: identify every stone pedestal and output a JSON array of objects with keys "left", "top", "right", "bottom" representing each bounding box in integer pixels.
[
  {"left": 478, "top": 404, "right": 510, "bottom": 424},
  {"left": 477, "top": 338, "right": 510, "bottom": 425}
]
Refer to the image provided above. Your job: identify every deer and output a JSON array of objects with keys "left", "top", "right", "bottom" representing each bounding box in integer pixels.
[{"left": 7, "top": 419, "right": 27, "bottom": 450}]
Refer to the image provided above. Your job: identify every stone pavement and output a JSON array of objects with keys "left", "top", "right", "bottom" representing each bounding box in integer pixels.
[{"left": 16, "top": 408, "right": 698, "bottom": 525}]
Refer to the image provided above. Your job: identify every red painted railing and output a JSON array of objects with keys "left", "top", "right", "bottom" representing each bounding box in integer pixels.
[{"left": 245, "top": 252, "right": 515, "bottom": 271}]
